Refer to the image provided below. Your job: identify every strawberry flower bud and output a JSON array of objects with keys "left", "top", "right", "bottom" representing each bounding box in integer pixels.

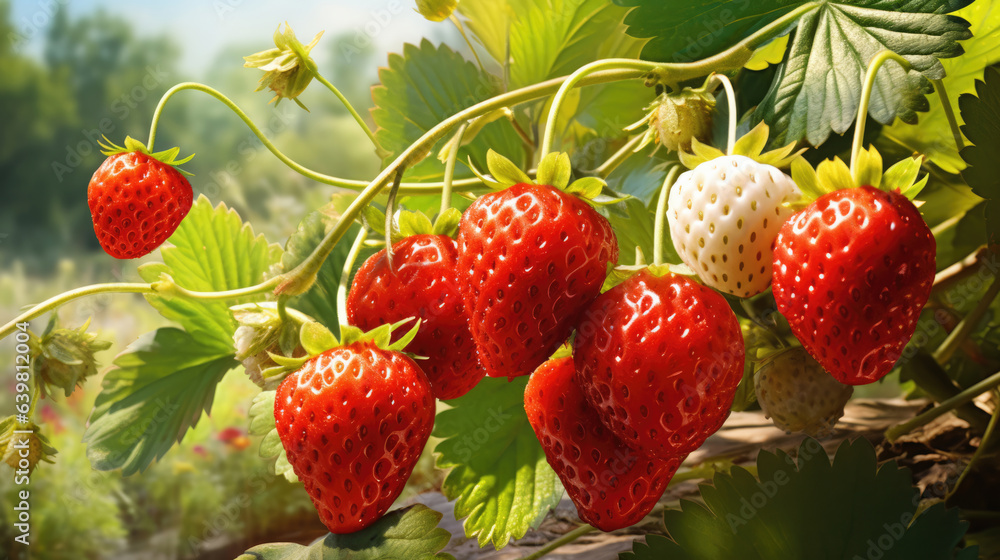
[
  {"left": 32, "top": 317, "right": 111, "bottom": 399},
  {"left": 244, "top": 23, "right": 324, "bottom": 110},
  {"left": 415, "top": 0, "right": 459, "bottom": 22},
  {"left": 0, "top": 418, "right": 57, "bottom": 475},
  {"left": 232, "top": 303, "right": 307, "bottom": 389}
]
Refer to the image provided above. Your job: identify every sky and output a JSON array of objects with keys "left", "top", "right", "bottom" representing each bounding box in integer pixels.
[{"left": 9, "top": 0, "right": 444, "bottom": 74}]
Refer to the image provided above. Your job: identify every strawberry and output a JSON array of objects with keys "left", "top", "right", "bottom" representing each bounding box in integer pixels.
[
  {"left": 754, "top": 347, "right": 854, "bottom": 436},
  {"left": 772, "top": 185, "right": 935, "bottom": 385},
  {"left": 526, "top": 357, "right": 684, "bottom": 531},
  {"left": 626, "top": 88, "right": 715, "bottom": 153},
  {"left": 274, "top": 335, "right": 434, "bottom": 534},
  {"left": 87, "top": 137, "right": 194, "bottom": 259},
  {"left": 574, "top": 269, "right": 744, "bottom": 459},
  {"left": 458, "top": 151, "right": 618, "bottom": 379},
  {"left": 667, "top": 124, "right": 801, "bottom": 297},
  {"left": 347, "top": 233, "right": 486, "bottom": 400}
]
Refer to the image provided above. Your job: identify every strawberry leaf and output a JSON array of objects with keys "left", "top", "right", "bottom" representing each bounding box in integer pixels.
[
  {"left": 83, "top": 328, "right": 237, "bottom": 475},
  {"left": 623, "top": 438, "right": 975, "bottom": 559},
  {"left": 881, "top": 1, "right": 1000, "bottom": 173},
  {"left": 371, "top": 40, "right": 524, "bottom": 181},
  {"left": 138, "top": 197, "right": 281, "bottom": 352},
  {"left": 236, "top": 504, "right": 454, "bottom": 560},
  {"left": 959, "top": 66, "right": 1000, "bottom": 245},
  {"left": 433, "top": 376, "right": 563, "bottom": 549},
  {"left": 248, "top": 390, "right": 298, "bottom": 483}
]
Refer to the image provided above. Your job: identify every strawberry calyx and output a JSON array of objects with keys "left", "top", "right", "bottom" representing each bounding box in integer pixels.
[
  {"left": 471, "top": 149, "right": 625, "bottom": 207},
  {"left": 362, "top": 206, "right": 462, "bottom": 243},
  {"left": 626, "top": 87, "right": 716, "bottom": 153},
  {"left": 601, "top": 261, "right": 696, "bottom": 293},
  {"left": 789, "top": 147, "right": 928, "bottom": 208},
  {"left": 98, "top": 136, "right": 195, "bottom": 175},
  {"left": 263, "top": 318, "right": 422, "bottom": 381},
  {"left": 243, "top": 22, "right": 323, "bottom": 111},
  {"left": 679, "top": 122, "right": 802, "bottom": 170}
]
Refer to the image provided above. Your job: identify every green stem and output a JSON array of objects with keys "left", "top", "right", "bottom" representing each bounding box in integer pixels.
[
  {"left": 933, "top": 275, "right": 1000, "bottom": 364},
  {"left": 450, "top": 15, "right": 486, "bottom": 72},
  {"left": 312, "top": 72, "right": 385, "bottom": 155},
  {"left": 886, "top": 369, "right": 1000, "bottom": 442},
  {"left": 932, "top": 78, "right": 965, "bottom": 152},
  {"left": 515, "top": 524, "right": 598, "bottom": 560},
  {"left": 441, "top": 123, "right": 469, "bottom": 215},
  {"left": 337, "top": 229, "right": 368, "bottom": 325},
  {"left": 653, "top": 165, "right": 682, "bottom": 266},
  {"left": 592, "top": 134, "right": 644, "bottom": 179},
  {"left": 384, "top": 168, "right": 405, "bottom": 270},
  {"left": 540, "top": 59, "right": 660, "bottom": 157},
  {"left": 903, "top": 352, "right": 991, "bottom": 432},
  {"left": 851, "top": 50, "right": 912, "bottom": 179},
  {"left": 0, "top": 283, "right": 154, "bottom": 341},
  {"left": 145, "top": 82, "right": 479, "bottom": 195},
  {"left": 167, "top": 276, "right": 281, "bottom": 301},
  {"left": 946, "top": 394, "right": 1000, "bottom": 502},
  {"left": 709, "top": 73, "right": 738, "bottom": 155}
]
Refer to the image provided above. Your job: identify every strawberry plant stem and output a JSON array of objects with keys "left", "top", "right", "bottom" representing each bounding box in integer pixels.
[
  {"left": 384, "top": 169, "right": 405, "bottom": 271},
  {"left": 515, "top": 524, "right": 598, "bottom": 560},
  {"left": 932, "top": 78, "right": 965, "bottom": 151},
  {"left": 708, "top": 73, "right": 737, "bottom": 155},
  {"left": 540, "top": 58, "right": 661, "bottom": 157},
  {"left": 850, "top": 50, "right": 912, "bottom": 179},
  {"left": 312, "top": 72, "right": 386, "bottom": 157},
  {"left": 904, "top": 352, "right": 991, "bottom": 432},
  {"left": 441, "top": 123, "right": 469, "bottom": 215},
  {"left": 653, "top": 165, "right": 682, "bottom": 266},
  {"left": 933, "top": 275, "right": 1000, "bottom": 364},
  {"left": 0, "top": 283, "right": 154, "bottom": 340},
  {"left": 337, "top": 229, "right": 369, "bottom": 324},
  {"left": 886, "top": 369, "right": 1000, "bottom": 442},
  {"left": 144, "top": 82, "right": 481, "bottom": 195},
  {"left": 592, "top": 135, "right": 644, "bottom": 178},
  {"left": 450, "top": 15, "right": 486, "bottom": 72},
  {"left": 946, "top": 397, "right": 1000, "bottom": 501}
]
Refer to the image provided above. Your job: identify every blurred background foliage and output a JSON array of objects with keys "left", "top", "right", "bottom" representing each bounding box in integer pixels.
[{"left": 0, "top": 1, "right": 446, "bottom": 558}]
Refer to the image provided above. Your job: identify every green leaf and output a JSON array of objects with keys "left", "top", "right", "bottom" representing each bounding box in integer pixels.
[
  {"left": 622, "top": 438, "right": 974, "bottom": 559},
  {"left": 371, "top": 40, "right": 524, "bottom": 181},
  {"left": 959, "top": 66, "right": 1000, "bottom": 245},
  {"left": 299, "top": 321, "right": 339, "bottom": 356},
  {"left": 138, "top": 196, "right": 281, "bottom": 351},
  {"left": 459, "top": 0, "right": 639, "bottom": 88},
  {"left": 565, "top": 177, "right": 604, "bottom": 200},
  {"left": 248, "top": 389, "right": 298, "bottom": 482},
  {"left": 397, "top": 210, "right": 435, "bottom": 238},
  {"left": 236, "top": 504, "right": 454, "bottom": 560},
  {"left": 277, "top": 207, "right": 366, "bottom": 332},
  {"left": 83, "top": 328, "right": 237, "bottom": 475},
  {"left": 536, "top": 152, "right": 572, "bottom": 189},
  {"left": 882, "top": 1, "right": 1000, "bottom": 173},
  {"left": 751, "top": 1, "right": 972, "bottom": 146},
  {"left": 432, "top": 208, "right": 463, "bottom": 238},
  {"left": 486, "top": 149, "right": 532, "bottom": 185},
  {"left": 605, "top": 195, "right": 668, "bottom": 266},
  {"left": 433, "top": 377, "right": 562, "bottom": 548}
]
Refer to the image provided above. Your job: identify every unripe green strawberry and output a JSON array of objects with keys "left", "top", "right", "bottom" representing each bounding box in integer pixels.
[
  {"left": 0, "top": 419, "right": 57, "bottom": 475},
  {"left": 654, "top": 90, "right": 715, "bottom": 152},
  {"left": 668, "top": 154, "right": 800, "bottom": 298},
  {"left": 754, "top": 347, "right": 853, "bottom": 436}
]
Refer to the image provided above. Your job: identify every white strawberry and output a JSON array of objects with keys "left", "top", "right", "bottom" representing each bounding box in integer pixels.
[
  {"left": 754, "top": 347, "right": 853, "bottom": 436},
  {"left": 666, "top": 123, "right": 802, "bottom": 298}
]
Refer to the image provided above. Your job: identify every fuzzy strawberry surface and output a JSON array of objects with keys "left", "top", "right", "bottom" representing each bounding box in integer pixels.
[
  {"left": 574, "top": 270, "right": 744, "bottom": 459},
  {"left": 526, "top": 357, "right": 683, "bottom": 531},
  {"left": 274, "top": 341, "right": 435, "bottom": 534},
  {"left": 457, "top": 183, "right": 618, "bottom": 379},
  {"left": 772, "top": 186, "right": 935, "bottom": 385},
  {"left": 87, "top": 151, "right": 193, "bottom": 259},
  {"left": 347, "top": 234, "right": 486, "bottom": 400}
]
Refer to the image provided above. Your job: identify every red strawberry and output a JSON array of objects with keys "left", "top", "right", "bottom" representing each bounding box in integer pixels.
[
  {"left": 274, "top": 340, "right": 435, "bottom": 534},
  {"left": 526, "top": 357, "right": 684, "bottom": 531},
  {"left": 772, "top": 186, "right": 935, "bottom": 385},
  {"left": 457, "top": 184, "right": 618, "bottom": 379},
  {"left": 574, "top": 270, "right": 744, "bottom": 459},
  {"left": 87, "top": 137, "right": 194, "bottom": 259},
  {"left": 347, "top": 234, "right": 486, "bottom": 400}
]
